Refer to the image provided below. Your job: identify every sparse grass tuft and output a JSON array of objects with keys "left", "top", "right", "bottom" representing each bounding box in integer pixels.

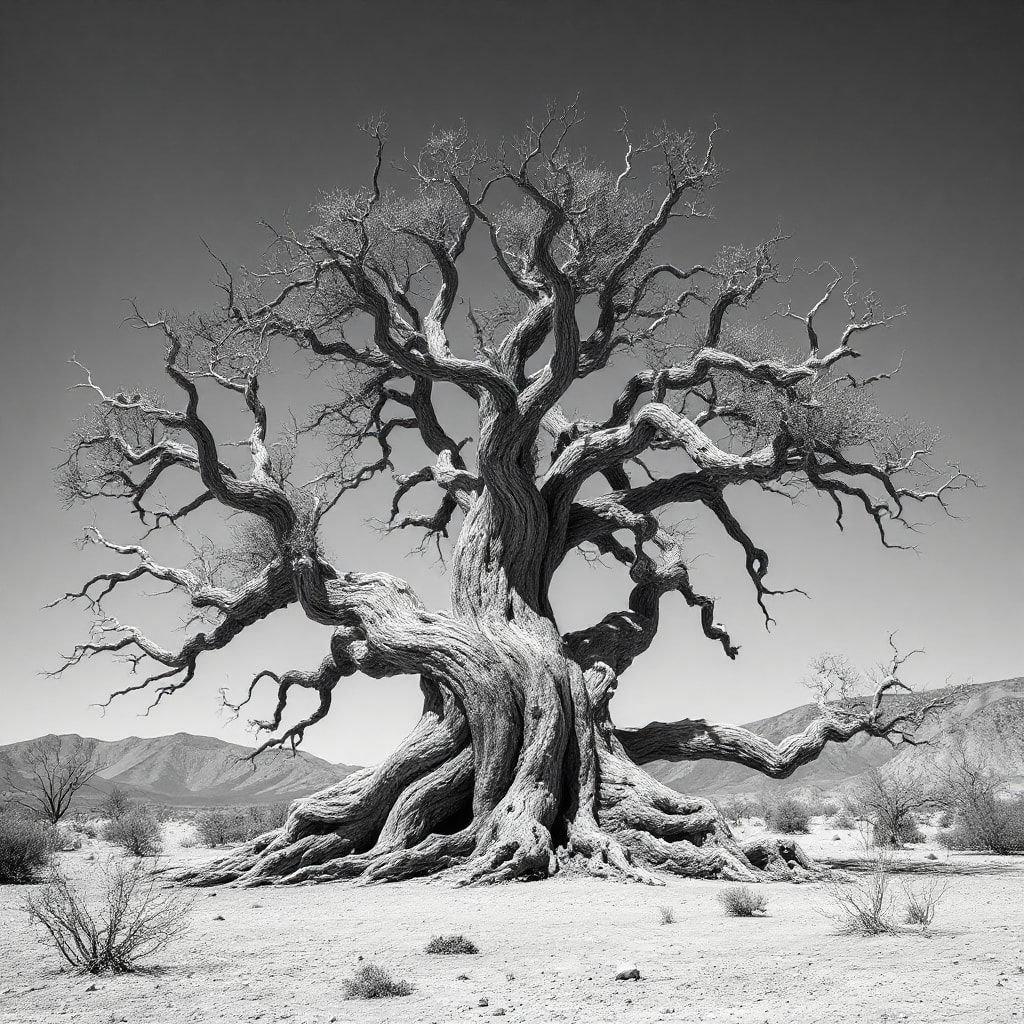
[
  {"left": 425, "top": 933, "right": 479, "bottom": 955},
  {"left": 903, "top": 880, "right": 948, "bottom": 928},
  {"left": 657, "top": 904, "right": 676, "bottom": 925},
  {"left": 718, "top": 885, "right": 768, "bottom": 917},
  {"left": 343, "top": 963, "right": 414, "bottom": 998},
  {"left": 820, "top": 854, "right": 900, "bottom": 935}
]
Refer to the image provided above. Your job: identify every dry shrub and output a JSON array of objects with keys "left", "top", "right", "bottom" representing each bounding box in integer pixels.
[
  {"left": 98, "top": 789, "right": 133, "bottom": 821},
  {"left": 343, "top": 962, "right": 414, "bottom": 998},
  {"left": 657, "top": 905, "right": 676, "bottom": 925},
  {"left": 765, "top": 797, "right": 811, "bottom": 834},
  {"left": 903, "top": 879, "right": 948, "bottom": 928},
  {"left": 821, "top": 853, "right": 900, "bottom": 935},
  {"left": 24, "top": 858, "right": 193, "bottom": 972},
  {"left": 718, "top": 885, "right": 768, "bottom": 917},
  {"left": 425, "top": 933, "right": 479, "bottom": 954},
  {"left": 830, "top": 809, "right": 856, "bottom": 829},
  {"left": 194, "top": 809, "right": 247, "bottom": 846},
  {"left": 102, "top": 806, "right": 163, "bottom": 857},
  {"left": 243, "top": 803, "right": 289, "bottom": 839},
  {"left": 0, "top": 813, "right": 54, "bottom": 882}
]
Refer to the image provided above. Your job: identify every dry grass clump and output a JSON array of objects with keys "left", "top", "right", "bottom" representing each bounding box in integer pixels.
[
  {"left": 657, "top": 905, "right": 676, "bottom": 925},
  {"left": 0, "top": 813, "right": 54, "bottom": 882},
  {"left": 425, "top": 933, "right": 479, "bottom": 954},
  {"left": 24, "top": 857, "right": 193, "bottom": 972},
  {"left": 718, "top": 885, "right": 768, "bottom": 917},
  {"left": 903, "top": 879, "right": 948, "bottom": 928},
  {"left": 342, "top": 962, "right": 414, "bottom": 998}
]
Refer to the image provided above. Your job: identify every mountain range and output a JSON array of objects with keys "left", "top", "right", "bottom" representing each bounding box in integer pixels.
[{"left": 2, "top": 678, "right": 1021, "bottom": 807}]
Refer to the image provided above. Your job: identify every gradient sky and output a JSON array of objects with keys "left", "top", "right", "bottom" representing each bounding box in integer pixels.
[{"left": 1, "top": 0, "right": 1022, "bottom": 767}]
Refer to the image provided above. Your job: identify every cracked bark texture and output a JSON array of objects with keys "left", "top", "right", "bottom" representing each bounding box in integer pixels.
[{"left": 55, "top": 107, "right": 967, "bottom": 887}]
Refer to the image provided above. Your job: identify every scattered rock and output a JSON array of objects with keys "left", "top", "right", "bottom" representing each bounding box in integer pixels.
[
  {"left": 456, "top": 973, "right": 470, "bottom": 981},
  {"left": 492, "top": 1010, "right": 506, "bottom": 1017},
  {"left": 213, "top": 914, "right": 225, "bottom": 921},
  {"left": 478, "top": 996, "right": 489, "bottom": 1006},
  {"left": 84, "top": 983, "right": 99, "bottom": 992},
  {"left": 615, "top": 962, "right": 641, "bottom": 981}
]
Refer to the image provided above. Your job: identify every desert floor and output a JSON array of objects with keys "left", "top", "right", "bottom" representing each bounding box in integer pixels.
[{"left": 2, "top": 820, "right": 1022, "bottom": 1024}]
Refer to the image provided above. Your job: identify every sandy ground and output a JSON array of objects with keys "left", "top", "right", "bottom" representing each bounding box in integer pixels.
[{"left": 2, "top": 820, "right": 1022, "bottom": 1024}]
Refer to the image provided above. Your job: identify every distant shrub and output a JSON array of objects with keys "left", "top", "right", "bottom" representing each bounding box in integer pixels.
[
  {"left": 903, "top": 879, "right": 948, "bottom": 928},
  {"left": 425, "top": 933, "right": 479, "bottom": 954},
  {"left": 99, "top": 788, "right": 133, "bottom": 821},
  {"left": 103, "top": 806, "right": 163, "bottom": 857},
  {"left": 24, "top": 858, "right": 193, "bottom": 972},
  {"left": 718, "top": 885, "right": 768, "bottom": 917},
  {"left": 830, "top": 810, "right": 856, "bottom": 829},
  {"left": 194, "top": 809, "right": 247, "bottom": 847},
  {"left": 657, "top": 905, "right": 676, "bottom": 925},
  {"left": 939, "top": 797, "right": 1024, "bottom": 853},
  {"left": 765, "top": 797, "right": 811, "bottom": 834},
  {"left": 874, "top": 816, "right": 925, "bottom": 846},
  {"left": 0, "top": 813, "right": 54, "bottom": 883},
  {"left": 343, "top": 963, "right": 414, "bottom": 998},
  {"left": 243, "top": 803, "right": 289, "bottom": 840}
]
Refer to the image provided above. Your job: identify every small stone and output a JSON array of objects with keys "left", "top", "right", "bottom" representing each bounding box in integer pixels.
[
  {"left": 213, "top": 914, "right": 225, "bottom": 921},
  {"left": 478, "top": 996, "right": 489, "bottom": 1007},
  {"left": 85, "top": 983, "right": 99, "bottom": 992},
  {"left": 615, "top": 962, "right": 641, "bottom": 981},
  {"left": 492, "top": 1011, "right": 506, "bottom": 1017},
  {"left": 456, "top": 973, "right": 470, "bottom": 981}
]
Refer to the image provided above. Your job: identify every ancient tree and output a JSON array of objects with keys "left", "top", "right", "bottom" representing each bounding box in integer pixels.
[{"left": 54, "top": 107, "right": 968, "bottom": 885}]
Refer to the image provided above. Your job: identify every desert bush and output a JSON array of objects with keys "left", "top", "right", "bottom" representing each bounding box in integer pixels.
[
  {"left": 425, "top": 933, "right": 479, "bottom": 954},
  {"left": 243, "top": 803, "right": 289, "bottom": 839},
  {"left": 0, "top": 813, "right": 54, "bottom": 882},
  {"left": 937, "top": 746, "right": 1024, "bottom": 853},
  {"left": 830, "top": 809, "right": 856, "bottom": 829},
  {"left": 874, "top": 816, "right": 925, "bottom": 846},
  {"left": 342, "top": 962, "right": 414, "bottom": 998},
  {"left": 765, "top": 797, "right": 811, "bottom": 834},
  {"left": 98, "top": 788, "right": 133, "bottom": 821},
  {"left": 24, "top": 857, "right": 193, "bottom": 972},
  {"left": 194, "top": 809, "right": 247, "bottom": 847},
  {"left": 718, "top": 885, "right": 768, "bottom": 917},
  {"left": 821, "top": 854, "right": 900, "bottom": 935},
  {"left": 939, "top": 797, "right": 1024, "bottom": 853},
  {"left": 903, "top": 879, "right": 948, "bottom": 928},
  {"left": 657, "top": 905, "right": 676, "bottom": 925},
  {"left": 102, "top": 805, "right": 162, "bottom": 857}
]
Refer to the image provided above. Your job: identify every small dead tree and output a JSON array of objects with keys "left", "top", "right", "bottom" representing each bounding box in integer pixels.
[
  {"left": 851, "top": 764, "right": 931, "bottom": 847},
  {"left": 5, "top": 737, "right": 100, "bottom": 825},
  {"left": 49, "top": 106, "right": 967, "bottom": 886}
]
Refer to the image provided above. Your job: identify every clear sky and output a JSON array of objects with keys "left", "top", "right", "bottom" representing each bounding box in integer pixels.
[{"left": 1, "top": 0, "right": 1021, "bottom": 766}]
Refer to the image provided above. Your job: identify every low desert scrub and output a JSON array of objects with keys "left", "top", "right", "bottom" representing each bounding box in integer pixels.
[
  {"left": 52, "top": 822, "right": 84, "bottom": 852},
  {"left": 24, "top": 858, "right": 193, "bottom": 972},
  {"left": 903, "top": 879, "right": 948, "bottom": 928},
  {"left": 657, "top": 904, "right": 676, "bottom": 925},
  {"left": 0, "top": 813, "right": 54, "bottom": 882},
  {"left": 98, "top": 788, "right": 133, "bottom": 821},
  {"left": 821, "top": 854, "right": 900, "bottom": 935},
  {"left": 851, "top": 766, "right": 932, "bottom": 848},
  {"left": 102, "top": 805, "right": 163, "bottom": 857},
  {"left": 765, "top": 797, "right": 811, "bottom": 834},
  {"left": 194, "top": 809, "right": 247, "bottom": 846},
  {"left": 425, "top": 933, "right": 479, "bottom": 954},
  {"left": 937, "top": 747, "right": 1024, "bottom": 853},
  {"left": 243, "top": 802, "right": 290, "bottom": 839},
  {"left": 830, "top": 809, "right": 856, "bottom": 829},
  {"left": 718, "top": 885, "right": 768, "bottom": 917},
  {"left": 343, "top": 962, "right": 414, "bottom": 998}
]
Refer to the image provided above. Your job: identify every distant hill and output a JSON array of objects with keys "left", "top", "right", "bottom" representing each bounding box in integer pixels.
[
  {"left": 645, "top": 677, "right": 1024, "bottom": 797},
  {"left": 0, "top": 732, "right": 360, "bottom": 808}
]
